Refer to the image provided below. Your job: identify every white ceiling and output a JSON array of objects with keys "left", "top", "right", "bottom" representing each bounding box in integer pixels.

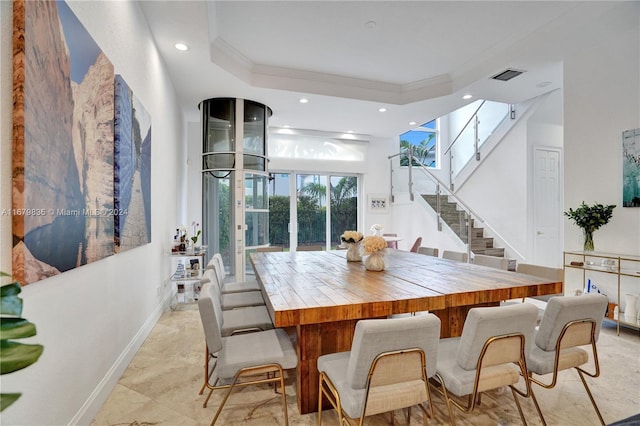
[{"left": 139, "top": 1, "right": 616, "bottom": 138}]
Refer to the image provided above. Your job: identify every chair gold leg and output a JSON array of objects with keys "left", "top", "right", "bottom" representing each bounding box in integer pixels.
[
  {"left": 577, "top": 369, "right": 605, "bottom": 425},
  {"left": 529, "top": 387, "right": 547, "bottom": 426},
  {"left": 203, "top": 386, "right": 215, "bottom": 408},
  {"left": 425, "top": 380, "right": 435, "bottom": 420},
  {"left": 433, "top": 374, "right": 456, "bottom": 426},
  {"left": 211, "top": 382, "right": 235, "bottom": 425},
  {"left": 279, "top": 372, "right": 289, "bottom": 426},
  {"left": 510, "top": 386, "right": 527, "bottom": 426}
]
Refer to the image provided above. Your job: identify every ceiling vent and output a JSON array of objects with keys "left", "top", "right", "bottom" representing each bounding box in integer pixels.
[{"left": 491, "top": 69, "right": 525, "bottom": 82}]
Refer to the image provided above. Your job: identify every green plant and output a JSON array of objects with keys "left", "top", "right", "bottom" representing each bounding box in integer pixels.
[
  {"left": 564, "top": 202, "right": 616, "bottom": 231},
  {"left": 564, "top": 202, "right": 616, "bottom": 251},
  {"left": 0, "top": 272, "right": 44, "bottom": 411}
]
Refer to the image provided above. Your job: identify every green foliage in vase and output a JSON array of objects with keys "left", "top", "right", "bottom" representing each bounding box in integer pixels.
[
  {"left": 564, "top": 202, "right": 616, "bottom": 232},
  {"left": 0, "top": 272, "right": 44, "bottom": 411}
]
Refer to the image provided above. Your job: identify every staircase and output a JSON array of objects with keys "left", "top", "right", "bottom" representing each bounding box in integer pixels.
[{"left": 421, "top": 194, "right": 508, "bottom": 258}]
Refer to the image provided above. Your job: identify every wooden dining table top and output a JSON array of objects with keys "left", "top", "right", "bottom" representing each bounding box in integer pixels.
[{"left": 250, "top": 249, "right": 563, "bottom": 328}]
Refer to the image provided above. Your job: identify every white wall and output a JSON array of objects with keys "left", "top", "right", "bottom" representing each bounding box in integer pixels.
[
  {"left": 563, "top": 2, "right": 640, "bottom": 256},
  {"left": 362, "top": 137, "right": 395, "bottom": 239},
  {"left": 0, "top": 2, "right": 182, "bottom": 425}
]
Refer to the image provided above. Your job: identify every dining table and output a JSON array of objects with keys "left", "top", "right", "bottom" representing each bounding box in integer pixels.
[{"left": 249, "top": 249, "right": 563, "bottom": 414}]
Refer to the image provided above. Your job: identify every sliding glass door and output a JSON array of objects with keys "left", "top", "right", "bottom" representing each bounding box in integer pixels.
[
  {"left": 329, "top": 175, "right": 358, "bottom": 248},
  {"left": 267, "top": 173, "right": 291, "bottom": 250},
  {"left": 265, "top": 172, "right": 358, "bottom": 251},
  {"left": 296, "top": 174, "right": 327, "bottom": 250}
]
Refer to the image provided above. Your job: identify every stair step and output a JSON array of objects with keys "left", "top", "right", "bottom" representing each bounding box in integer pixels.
[
  {"left": 474, "top": 247, "right": 505, "bottom": 257},
  {"left": 470, "top": 237, "right": 495, "bottom": 250},
  {"left": 420, "top": 192, "right": 509, "bottom": 262}
]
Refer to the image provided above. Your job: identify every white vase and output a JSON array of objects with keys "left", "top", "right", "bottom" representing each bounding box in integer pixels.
[
  {"left": 364, "top": 252, "right": 385, "bottom": 271},
  {"left": 346, "top": 243, "right": 362, "bottom": 262},
  {"left": 624, "top": 294, "right": 638, "bottom": 323}
]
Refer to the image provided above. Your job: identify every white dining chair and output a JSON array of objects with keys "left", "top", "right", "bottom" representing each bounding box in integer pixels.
[
  {"left": 317, "top": 315, "right": 441, "bottom": 425},
  {"left": 442, "top": 250, "right": 468, "bottom": 263},
  {"left": 432, "top": 303, "right": 540, "bottom": 425},
  {"left": 417, "top": 247, "right": 439, "bottom": 257},
  {"left": 472, "top": 254, "right": 509, "bottom": 270},
  {"left": 207, "top": 253, "right": 261, "bottom": 294},
  {"left": 527, "top": 294, "right": 608, "bottom": 425},
  {"left": 201, "top": 268, "right": 265, "bottom": 310},
  {"left": 197, "top": 283, "right": 297, "bottom": 425}
]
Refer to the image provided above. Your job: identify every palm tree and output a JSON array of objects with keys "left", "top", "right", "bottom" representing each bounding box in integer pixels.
[
  {"left": 331, "top": 176, "right": 357, "bottom": 204},
  {"left": 301, "top": 182, "right": 326, "bottom": 206},
  {"left": 400, "top": 133, "right": 436, "bottom": 167}
]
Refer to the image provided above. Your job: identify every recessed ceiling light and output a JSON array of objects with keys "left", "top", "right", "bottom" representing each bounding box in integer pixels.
[
  {"left": 365, "top": 20, "right": 377, "bottom": 30},
  {"left": 378, "top": 107, "right": 387, "bottom": 112},
  {"left": 299, "top": 98, "right": 309, "bottom": 104},
  {"left": 283, "top": 125, "right": 290, "bottom": 128},
  {"left": 409, "top": 121, "right": 417, "bottom": 126},
  {"left": 174, "top": 43, "right": 189, "bottom": 51},
  {"left": 462, "top": 94, "right": 473, "bottom": 100},
  {"left": 347, "top": 130, "right": 354, "bottom": 133}
]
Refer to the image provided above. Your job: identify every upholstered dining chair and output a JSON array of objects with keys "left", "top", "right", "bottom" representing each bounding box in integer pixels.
[
  {"left": 382, "top": 233, "right": 398, "bottom": 249},
  {"left": 432, "top": 303, "right": 540, "bottom": 426},
  {"left": 197, "top": 282, "right": 297, "bottom": 425},
  {"left": 409, "top": 237, "right": 423, "bottom": 253},
  {"left": 197, "top": 283, "right": 274, "bottom": 397},
  {"left": 442, "top": 250, "right": 468, "bottom": 263},
  {"left": 317, "top": 314, "right": 441, "bottom": 426},
  {"left": 527, "top": 294, "right": 608, "bottom": 425},
  {"left": 417, "top": 247, "right": 439, "bottom": 257},
  {"left": 202, "top": 268, "right": 265, "bottom": 310},
  {"left": 207, "top": 253, "right": 261, "bottom": 294},
  {"left": 197, "top": 283, "right": 273, "bottom": 337},
  {"left": 472, "top": 254, "right": 509, "bottom": 270}
]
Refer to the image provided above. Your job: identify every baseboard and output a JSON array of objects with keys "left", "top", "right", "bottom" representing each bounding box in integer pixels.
[{"left": 68, "top": 291, "right": 172, "bottom": 425}]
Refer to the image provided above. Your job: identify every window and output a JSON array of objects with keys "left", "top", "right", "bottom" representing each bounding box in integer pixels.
[{"left": 399, "top": 119, "right": 438, "bottom": 168}]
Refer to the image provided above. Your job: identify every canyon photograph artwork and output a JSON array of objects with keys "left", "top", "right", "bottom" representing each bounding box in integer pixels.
[{"left": 12, "top": 0, "right": 151, "bottom": 285}]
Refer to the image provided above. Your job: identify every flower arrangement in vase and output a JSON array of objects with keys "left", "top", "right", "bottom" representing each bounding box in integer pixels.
[
  {"left": 564, "top": 201, "right": 616, "bottom": 252},
  {"left": 341, "top": 230, "right": 364, "bottom": 262},
  {"left": 361, "top": 235, "right": 387, "bottom": 271}
]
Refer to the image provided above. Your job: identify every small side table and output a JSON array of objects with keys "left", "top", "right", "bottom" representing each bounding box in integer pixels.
[{"left": 168, "top": 269, "right": 203, "bottom": 309}]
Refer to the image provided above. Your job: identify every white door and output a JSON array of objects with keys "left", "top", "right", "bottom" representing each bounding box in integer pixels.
[{"left": 533, "top": 148, "right": 561, "bottom": 266}]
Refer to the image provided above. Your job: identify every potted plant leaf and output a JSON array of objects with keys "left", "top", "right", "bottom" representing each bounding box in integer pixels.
[
  {"left": 1, "top": 272, "right": 44, "bottom": 411},
  {"left": 564, "top": 202, "right": 616, "bottom": 252}
]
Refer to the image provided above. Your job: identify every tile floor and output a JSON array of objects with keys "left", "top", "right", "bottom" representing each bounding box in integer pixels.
[{"left": 91, "top": 304, "right": 639, "bottom": 426}]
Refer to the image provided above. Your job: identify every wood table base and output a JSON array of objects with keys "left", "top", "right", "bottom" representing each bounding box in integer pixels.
[
  {"left": 431, "top": 302, "right": 499, "bottom": 338},
  {"left": 295, "top": 318, "right": 376, "bottom": 414}
]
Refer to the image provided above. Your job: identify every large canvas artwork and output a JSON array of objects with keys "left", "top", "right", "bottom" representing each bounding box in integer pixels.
[
  {"left": 114, "top": 75, "right": 152, "bottom": 252},
  {"left": 12, "top": 0, "right": 115, "bottom": 285},
  {"left": 623, "top": 128, "right": 640, "bottom": 208}
]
